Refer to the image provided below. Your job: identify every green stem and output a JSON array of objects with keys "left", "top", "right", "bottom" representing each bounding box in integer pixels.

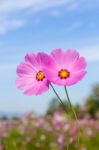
[
  {"left": 50, "top": 84, "right": 70, "bottom": 150},
  {"left": 64, "top": 86, "right": 81, "bottom": 147},
  {"left": 50, "top": 84, "right": 68, "bottom": 114}
]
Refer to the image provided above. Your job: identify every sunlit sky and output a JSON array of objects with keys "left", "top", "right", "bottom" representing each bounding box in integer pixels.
[{"left": 0, "top": 0, "right": 99, "bottom": 115}]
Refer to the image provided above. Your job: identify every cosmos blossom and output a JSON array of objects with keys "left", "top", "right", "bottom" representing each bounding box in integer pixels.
[
  {"left": 16, "top": 52, "right": 49, "bottom": 95},
  {"left": 43, "top": 49, "right": 87, "bottom": 86}
]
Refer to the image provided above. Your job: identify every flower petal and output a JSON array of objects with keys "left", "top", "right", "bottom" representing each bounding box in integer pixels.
[
  {"left": 71, "top": 57, "right": 87, "bottom": 71},
  {"left": 17, "top": 62, "right": 37, "bottom": 77},
  {"left": 16, "top": 76, "right": 36, "bottom": 90},
  {"left": 24, "top": 80, "right": 49, "bottom": 95},
  {"left": 63, "top": 49, "right": 79, "bottom": 69},
  {"left": 51, "top": 49, "right": 64, "bottom": 67},
  {"left": 25, "top": 53, "right": 38, "bottom": 68}
]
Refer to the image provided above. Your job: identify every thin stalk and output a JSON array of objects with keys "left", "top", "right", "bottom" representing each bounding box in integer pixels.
[
  {"left": 50, "top": 84, "right": 70, "bottom": 150},
  {"left": 50, "top": 84, "right": 68, "bottom": 114},
  {"left": 67, "top": 144, "right": 69, "bottom": 150},
  {"left": 64, "top": 86, "right": 81, "bottom": 147}
]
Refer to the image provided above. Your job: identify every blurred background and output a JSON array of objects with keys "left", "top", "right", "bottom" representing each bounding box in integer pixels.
[{"left": 0, "top": 0, "right": 99, "bottom": 150}]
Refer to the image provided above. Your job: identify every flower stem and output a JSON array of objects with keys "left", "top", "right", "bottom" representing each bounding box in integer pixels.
[
  {"left": 50, "top": 84, "right": 68, "bottom": 114},
  {"left": 50, "top": 84, "right": 70, "bottom": 150},
  {"left": 64, "top": 86, "right": 81, "bottom": 147}
]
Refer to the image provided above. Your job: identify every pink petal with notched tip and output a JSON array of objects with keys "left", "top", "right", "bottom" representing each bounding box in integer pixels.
[
  {"left": 16, "top": 76, "right": 36, "bottom": 90},
  {"left": 24, "top": 80, "right": 49, "bottom": 95},
  {"left": 62, "top": 49, "right": 80, "bottom": 69},
  {"left": 71, "top": 57, "right": 87, "bottom": 71},
  {"left": 25, "top": 53, "right": 39, "bottom": 68},
  {"left": 51, "top": 49, "right": 64, "bottom": 66},
  {"left": 17, "top": 62, "right": 37, "bottom": 77}
]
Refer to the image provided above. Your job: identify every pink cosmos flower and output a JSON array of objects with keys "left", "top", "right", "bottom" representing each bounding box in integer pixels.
[
  {"left": 43, "top": 49, "right": 87, "bottom": 86},
  {"left": 16, "top": 52, "right": 49, "bottom": 95}
]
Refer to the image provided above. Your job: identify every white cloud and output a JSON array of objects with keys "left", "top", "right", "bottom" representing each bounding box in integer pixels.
[
  {"left": 50, "top": 10, "right": 61, "bottom": 17},
  {"left": 0, "top": 0, "right": 99, "bottom": 34},
  {"left": 80, "top": 45, "right": 99, "bottom": 62},
  {"left": 0, "top": 18, "right": 26, "bottom": 34},
  {"left": 0, "top": 0, "right": 70, "bottom": 34}
]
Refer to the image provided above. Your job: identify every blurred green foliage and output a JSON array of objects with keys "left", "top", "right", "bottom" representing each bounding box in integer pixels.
[
  {"left": 47, "top": 84, "right": 99, "bottom": 119},
  {"left": 85, "top": 84, "right": 99, "bottom": 118}
]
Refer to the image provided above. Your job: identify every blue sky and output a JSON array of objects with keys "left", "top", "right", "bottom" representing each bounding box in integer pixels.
[{"left": 0, "top": 0, "right": 99, "bottom": 114}]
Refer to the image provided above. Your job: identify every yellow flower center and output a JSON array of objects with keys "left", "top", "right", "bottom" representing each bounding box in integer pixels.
[
  {"left": 36, "top": 71, "right": 45, "bottom": 81},
  {"left": 58, "top": 69, "right": 70, "bottom": 79}
]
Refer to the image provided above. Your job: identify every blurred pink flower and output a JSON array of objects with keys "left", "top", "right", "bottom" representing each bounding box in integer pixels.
[
  {"left": 72, "top": 125, "right": 77, "bottom": 135},
  {"left": 43, "top": 49, "right": 87, "bottom": 86},
  {"left": 69, "top": 137, "right": 74, "bottom": 143},
  {"left": 57, "top": 135, "right": 64, "bottom": 144},
  {"left": 86, "top": 129, "right": 93, "bottom": 137},
  {"left": 16, "top": 52, "right": 49, "bottom": 95},
  {"left": 53, "top": 113, "right": 66, "bottom": 129}
]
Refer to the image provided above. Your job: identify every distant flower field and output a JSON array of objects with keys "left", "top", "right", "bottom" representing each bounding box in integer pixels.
[{"left": 0, "top": 112, "right": 99, "bottom": 150}]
